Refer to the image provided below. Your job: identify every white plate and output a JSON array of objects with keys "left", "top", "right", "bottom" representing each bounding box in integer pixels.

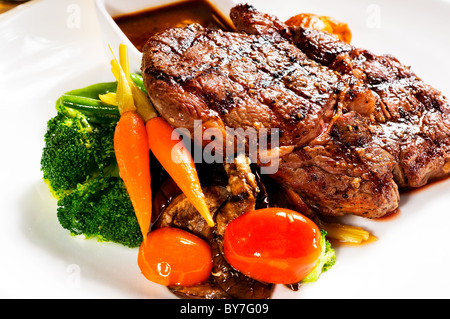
[{"left": 1, "top": 0, "right": 450, "bottom": 299}]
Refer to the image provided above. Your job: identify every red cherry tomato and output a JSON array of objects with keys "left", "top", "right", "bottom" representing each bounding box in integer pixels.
[
  {"left": 223, "top": 208, "right": 321, "bottom": 284},
  {"left": 138, "top": 227, "right": 212, "bottom": 286}
]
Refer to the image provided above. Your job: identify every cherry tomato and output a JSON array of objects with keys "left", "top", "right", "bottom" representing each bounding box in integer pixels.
[
  {"left": 138, "top": 227, "right": 212, "bottom": 286},
  {"left": 223, "top": 208, "right": 321, "bottom": 284}
]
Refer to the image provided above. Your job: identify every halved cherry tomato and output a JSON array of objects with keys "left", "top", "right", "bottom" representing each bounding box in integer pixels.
[
  {"left": 138, "top": 227, "right": 212, "bottom": 286},
  {"left": 223, "top": 208, "right": 321, "bottom": 284}
]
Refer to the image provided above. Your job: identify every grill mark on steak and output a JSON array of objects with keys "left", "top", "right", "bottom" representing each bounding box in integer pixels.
[{"left": 202, "top": 29, "right": 341, "bottom": 126}]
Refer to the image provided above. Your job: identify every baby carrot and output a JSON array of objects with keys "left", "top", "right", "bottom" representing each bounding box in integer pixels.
[
  {"left": 110, "top": 44, "right": 152, "bottom": 242},
  {"left": 146, "top": 117, "right": 214, "bottom": 227},
  {"left": 114, "top": 111, "right": 152, "bottom": 242}
]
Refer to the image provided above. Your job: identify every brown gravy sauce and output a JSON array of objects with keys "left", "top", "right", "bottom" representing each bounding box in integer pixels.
[
  {"left": 113, "top": 0, "right": 234, "bottom": 52},
  {"left": 374, "top": 175, "right": 450, "bottom": 222},
  {"left": 400, "top": 174, "right": 450, "bottom": 195}
]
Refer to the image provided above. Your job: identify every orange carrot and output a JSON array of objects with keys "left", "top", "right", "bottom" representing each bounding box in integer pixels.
[
  {"left": 146, "top": 117, "right": 214, "bottom": 227},
  {"left": 109, "top": 43, "right": 213, "bottom": 233},
  {"left": 109, "top": 44, "right": 153, "bottom": 243},
  {"left": 114, "top": 111, "right": 152, "bottom": 242}
]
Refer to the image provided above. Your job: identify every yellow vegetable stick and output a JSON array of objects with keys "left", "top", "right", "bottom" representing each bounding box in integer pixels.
[
  {"left": 321, "top": 222, "right": 377, "bottom": 244},
  {"left": 108, "top": 45, "right": 135, "bottom": 115},
  {"left": 98, "top": 92, "right": 117, "bottom": 106}
]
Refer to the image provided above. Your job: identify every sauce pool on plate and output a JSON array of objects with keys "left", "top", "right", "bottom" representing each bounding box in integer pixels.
[{"left": 113, "top": 0, "right": 234, "bottom": 52}]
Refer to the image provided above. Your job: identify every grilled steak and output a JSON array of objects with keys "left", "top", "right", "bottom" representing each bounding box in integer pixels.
[
  {"left": 141, "top": 4, "right": 449, "bottom": 218},
  {"left": 230, "top": 3, "right": 450, "bottom": 189}
]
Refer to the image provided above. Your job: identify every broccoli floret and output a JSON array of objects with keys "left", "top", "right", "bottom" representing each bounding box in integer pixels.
[
  {"left": 41, "top": 83, "right": 143, "bottom": 248},
  {"left": 41, "top": 101, "right": 118, "bottom": 195},
  {"left": 302, "top": 229, "right": 336, "bottom": 283},
  {"left": 41, "top": 111, "right": 98, "bottom": 196},
  {"left": 57, "top": 175, "right": 142, "bottom": 248}
]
